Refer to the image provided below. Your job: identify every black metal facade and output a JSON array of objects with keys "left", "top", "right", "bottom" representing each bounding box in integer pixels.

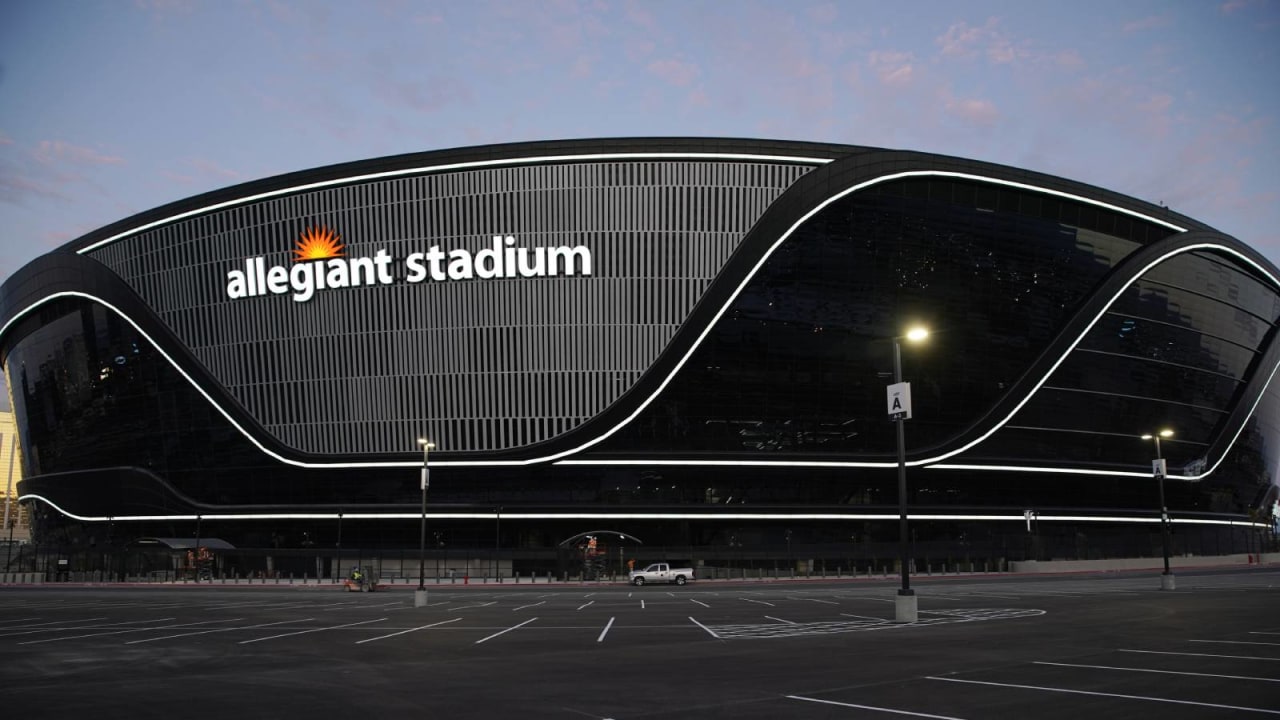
[{"left": 3, "top": 138, "right": 1278, "bottom": 560}]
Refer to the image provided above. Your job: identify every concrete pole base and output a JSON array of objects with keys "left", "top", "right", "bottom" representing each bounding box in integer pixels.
[
  {"left": 1160, "top": 574, "right": 1176, "bottom": 591},
  {"left": 414, "top": 588, "right": 429, "bottom": 607},
  {"left": 894, "top": 593, "right": 918, "bottom": 623}
]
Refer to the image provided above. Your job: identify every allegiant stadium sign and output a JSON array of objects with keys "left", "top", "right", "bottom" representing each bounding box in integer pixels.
[{"left": 225, "top": 225, "right": 593, "bottom": 302}]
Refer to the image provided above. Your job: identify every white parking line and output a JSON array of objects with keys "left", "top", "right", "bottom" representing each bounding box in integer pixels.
[
  {"left": 688, "top": 616, "right": 720, "bottom": 639},
  {"left": 1034, "top": 661, "right": 1280, "bottom": 683},
  {"left": 597, "top": 617, "right": 614, "bottom": 643},
  {"left": 240, "top": 617, "right": 388, "bottom": 645},
  {"left": 641, "top": 600, "right": 645, "bottom": 609},
  {"left": 803, "top": 598, "right": 838, "bottom": 605},
  {"left": 788, "top": 695, "right": 967, "bottom": 719},
  {"left": 0, "top": 617, "right": 108, "bottom": 636},
  {"left": 742, "top": 598, "right": 776, "bottom": 607},
  {"left": 690, "top": 599, "right": 710, "bottom": 608},
  {"left": 764, "top": 616, "right": 796, "bottom": 625},
  {"left": 1120, "top": 649, "right": 1280, "bottom": 662},
  {"left": 577, "top": 601, "right": 594, "bottom": 611},
  {"left": 356, "top": 618, "right": 461, "bottom": 644},
  {"left": 475, "top": 617, "right": 537, "bottom": 644},
  {"left": 453, "top": 601, "right": 498, "bottom": 611},
  {"left": 20, "top": 618, "right": 222, "bottom": 645},
  {"left": 1190, "top": 639, "right": 1280, "bottom": 647},
  {"left": 926, "top": 676, "right": 1280, "bottom": 715},
  {"left": 513, "top": 601, "right": 545, "bottom": 612},
  {"left": 0, "top": 617, "right": 40, "bottom": 626},
  {"left": 840, "top": 613, "right": 888, "bottom": 622},
  {"left": 127, "top": 618, "right": 309, "bottom": 644}
]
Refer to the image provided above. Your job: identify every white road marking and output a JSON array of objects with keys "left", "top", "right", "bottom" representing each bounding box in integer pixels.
[
  {"left": 688, "top": 616, "right": 720, "bottom": 639},
  {"left": 641, "top": 600, "right": 645, "bottom": 609},
  {"left": 764, "top": 616, "right": 796, "bottom": 625},
  {"left": 926, "top": 676, "right": 1280, "bottom": 715},
  {"left": 453, "top": 601, "right": 498, "bottom": 611},
  {"left": 1034, "top": 661, "right": 1280, "bottom": 683},
  {"left": 788, "top": 695, "right": 967, "bottom": 719},
  {"left": 690, "top": 599, "right": 710, "bottom": 608},
  {"left": 803, "top": 598, "right": 838, "bottom": 605},
  {"left": 475, "top": 617, "right": 537, "bottom": 644},
  {"left": 1190, "top": 639, "right": 1280, "bottom": 647},
  {"left": 0, "top": 617, "right": 40, "bottom": 625},
  {"left": 0, "top": 617, "right": 108, "bottom": 636},
  {"left": 597, "top": 617, "right": 614, "bottom": 643},
  {"left": 513, "top": 601, "right": 545, "bottom": 612},
  {"left": 20, "top": 618, "right": 225, "bottom": 645},
  {"left": 1120, "top": 649, "right": 1280, "bottom": 662},
  {"left": 666, "top": 592, "right": 675, "bottom": 597},
  {"left": 577, "top": 601, "right": 594, "bottom": 611},
  {"left": 741, "top": 598, "right": 776, "bottom": 607},
  {"left": 127, "top": 618, "right": 308, "bottom": 644},
  {"left": 356, "top": 618, "right": 461, "bottom": 644},
  {"left": 240, "top": 617, "right": 387, "bottom": 644},
  {"left": 840, "top": 613, "right": 888, "bottom": 622}
]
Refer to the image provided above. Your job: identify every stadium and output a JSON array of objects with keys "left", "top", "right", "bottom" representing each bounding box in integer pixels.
[{"left": 2, "top": 138, "right": 1277, "bottom": 580}]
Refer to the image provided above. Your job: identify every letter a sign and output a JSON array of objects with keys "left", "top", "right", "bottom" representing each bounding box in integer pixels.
[{"left": 887, "top": 382, "right": 912, "bottom": 420}]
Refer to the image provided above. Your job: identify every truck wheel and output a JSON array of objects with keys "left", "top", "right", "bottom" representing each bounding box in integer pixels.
[
  {"left": 675, "top": 575, "right": 687, "bottom": 586},
  {"left": 633, "top": 577, "right": 645, "bottom": 586}
]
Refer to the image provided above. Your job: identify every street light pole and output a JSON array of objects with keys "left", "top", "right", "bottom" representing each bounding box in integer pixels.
[
  {"left": 1142, "top": 429, "right": 1175, "bottom": 590},
  {"left": 889, "top": 326, "right": 928, "bottom": 623},
  {"left": 415, "top": 438, "right": 435, "bottom": 607}
]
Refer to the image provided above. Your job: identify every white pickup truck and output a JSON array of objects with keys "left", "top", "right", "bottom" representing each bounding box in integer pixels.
[{"left": 629, "top": 562, "right": 694, "bottom": 586}]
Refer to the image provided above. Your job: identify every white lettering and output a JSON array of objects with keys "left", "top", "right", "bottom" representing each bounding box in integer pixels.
[
  {"left": 404, "top": 252, "right": 428, "bottom": 283},
  {"left": 223, "top": 237, "right": 594, "bottom": 302}
]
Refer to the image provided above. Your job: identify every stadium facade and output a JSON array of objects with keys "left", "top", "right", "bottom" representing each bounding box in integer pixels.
[{"left": 3, "top": 138, "right": 1278, "bottom": 577}]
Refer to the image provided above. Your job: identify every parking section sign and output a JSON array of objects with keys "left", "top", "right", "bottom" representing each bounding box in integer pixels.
[{"left": 887, "top": 382, "right": 912, "bottom": 420}]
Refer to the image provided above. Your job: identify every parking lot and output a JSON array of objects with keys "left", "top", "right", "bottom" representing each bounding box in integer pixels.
[{"left": 1, "top": 568, "right": 1278, "bottom": 718}]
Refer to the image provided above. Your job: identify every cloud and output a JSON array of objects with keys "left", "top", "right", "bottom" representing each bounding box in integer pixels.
[
  {"left": 34, "top": 140, "right": 124, "bottom": 167},
  {"left": 0, "top": 172, "right": 70, "bottom": 205},
  {"left": 935, "top": 17, "right": 1029, "bottom": 65},
  {"left": 647, "top": 58, "right": 700, "bottom": 87},
  {"left": 0, "top": 131, "right": 13, "bottom": 145},
  {"left": 1055, "top": 50, "right": 1085, "bottom": 70},
  {"left": 1122, "top": 15, "right": 1171, "bottom": 33},
  {"left": 945, "top": 96, "right": 1000, "bottom": 127},
  {"left": 868, "top": 50, "right": 914, "bottom": 86}
]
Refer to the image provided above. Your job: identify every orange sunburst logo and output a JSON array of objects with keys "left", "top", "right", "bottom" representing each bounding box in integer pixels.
[{"left": 293, "top": 225, "right": 345, "bottom": 262}]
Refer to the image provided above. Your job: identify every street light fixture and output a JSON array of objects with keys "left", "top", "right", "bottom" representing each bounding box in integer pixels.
[
  {"left": 415, "top": 437, "right": 435, "bottom": 608},
  {"left": 1141, "top": 429, "right": 1175, "bottom": 590},
  {"left": 889, "top": 325, "right": 928, "bottom": 623}
]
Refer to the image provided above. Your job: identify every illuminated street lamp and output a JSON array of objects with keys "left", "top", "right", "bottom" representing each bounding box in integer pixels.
[
  {"left": 1141, "top": 429, "right": 1176, "bottom": 590},
  {"left": 415, "top": 438, "right": 435, "bottom": 607},
  {"left": 889, "top": 325, "right": 928, "bottom": 623}
]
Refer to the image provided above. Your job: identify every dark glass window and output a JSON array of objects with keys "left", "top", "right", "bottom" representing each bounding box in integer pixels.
[{"left": 595, "top": 177, "right": 1172, "bottom": 457}]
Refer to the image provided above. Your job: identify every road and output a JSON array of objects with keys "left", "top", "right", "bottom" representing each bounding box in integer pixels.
[{"left": 1, "top": 568, "right": 1278, "bottom": 718}]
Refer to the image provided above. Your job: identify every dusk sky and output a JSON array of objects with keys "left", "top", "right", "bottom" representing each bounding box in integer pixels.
[{"left": 0, "top": 0, "right": 1277, "bottom": 283}]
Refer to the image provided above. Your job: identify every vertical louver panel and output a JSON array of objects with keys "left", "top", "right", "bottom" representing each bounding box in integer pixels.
[{"left": 89, "top": 159, "right": 814, "bottom": 454}]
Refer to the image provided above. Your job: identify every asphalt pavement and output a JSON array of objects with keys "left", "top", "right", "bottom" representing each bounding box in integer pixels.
[{"left": 1, "top": 567, "right": 1278, "bottom": 719}]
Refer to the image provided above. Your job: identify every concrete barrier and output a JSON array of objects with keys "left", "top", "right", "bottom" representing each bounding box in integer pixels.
[{"left": 1010, "top": 553, "right": 1277, "bottom": 573}]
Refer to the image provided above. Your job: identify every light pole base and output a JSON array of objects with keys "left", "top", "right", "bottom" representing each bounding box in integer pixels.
[
  {"left": 1160, "top": 573, "right": 1176, "bottom": 591},
  {"left": 414, "top": 588, "right": 429, "bottom": 607},
  {"left": 894, "top": 592, "right": 918, "bottom": 623}
]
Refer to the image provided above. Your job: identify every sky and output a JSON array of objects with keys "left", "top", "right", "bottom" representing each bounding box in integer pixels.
[{"left": 0, "top": 0, "right": 1277, "bottom": 284}]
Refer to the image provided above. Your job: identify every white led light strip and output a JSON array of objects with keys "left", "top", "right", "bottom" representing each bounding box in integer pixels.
[
  {"left": 19, "top": 493, "right": 1267, "bottom": 529},
  {"left": 7, "top": 165, "right": 1276, "bottom": 479},
  {"left": 75, "top": 151, "right": 834, "bottom": 255}
]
